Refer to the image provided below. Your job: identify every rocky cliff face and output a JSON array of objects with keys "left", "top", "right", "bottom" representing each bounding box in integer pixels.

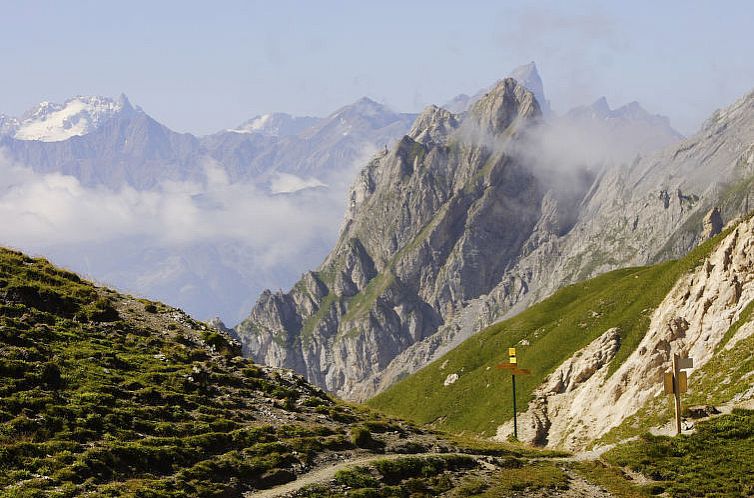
[
  {"left": 496, "top": 215, "right": 754, "bottom": 449},
  {"left": 239, "top": 81, "right": 754, "bottom": 402},
  {"left": 237, "top": 79, "right": 575, "bottom": 398},
  {"left": 362, "top": 87, "right": 754, "bottom": 401}
]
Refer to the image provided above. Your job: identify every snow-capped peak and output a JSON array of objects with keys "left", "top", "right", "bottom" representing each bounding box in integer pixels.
[
  {"left": 229, "top": 113, "right": 320, "bottom": 137},
  {"left": 12, "top": 95, "right": 131, "bottom": 142}
]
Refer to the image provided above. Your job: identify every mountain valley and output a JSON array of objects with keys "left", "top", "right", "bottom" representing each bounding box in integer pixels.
[{"left": 3, "top": 54, "right": 754, "bottom": 497}]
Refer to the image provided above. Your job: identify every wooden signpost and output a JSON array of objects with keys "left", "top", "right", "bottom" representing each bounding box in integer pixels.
[
  {"left": 663, "top": 352, "right": 694, "bottom": 435},
  {"left": 497, "top": 347, "right": 530, "bottom": 439}
]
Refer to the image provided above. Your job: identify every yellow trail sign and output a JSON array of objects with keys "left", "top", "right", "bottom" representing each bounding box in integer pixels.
[
  {"left": 664, "top": 372, "right": 674, "bottom": 394},
  {"left": 678, "top": 371, "right": 687, "bottom": 393}
]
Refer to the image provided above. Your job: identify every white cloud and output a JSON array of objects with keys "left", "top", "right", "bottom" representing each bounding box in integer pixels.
[
  {"left": 0, "top": 153, "right": 345, "bottom": 267},
  {"left": 0, "top": 151, "right": 352, "bottom": 321}
]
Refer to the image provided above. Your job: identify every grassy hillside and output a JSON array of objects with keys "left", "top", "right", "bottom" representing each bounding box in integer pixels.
[
  {"left": 0, "top": 247, "right": 461, "bottom": 497},
  {"left": 603, "top": 409, "right": 754, "bottom": 497},
  {"left": 368, "top": 229, "right": 731, "bottom": 436}
]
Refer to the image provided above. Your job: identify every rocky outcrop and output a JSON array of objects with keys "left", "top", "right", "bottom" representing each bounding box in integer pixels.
[
  {"left": 703, "top": 207, "right": 724, "bottom": 239},
  {"left": 496, "top": 217, "right": 754, "bottom": 449},
  {"left": 496, "top": 328, "right": 621, "bottom": 447}
]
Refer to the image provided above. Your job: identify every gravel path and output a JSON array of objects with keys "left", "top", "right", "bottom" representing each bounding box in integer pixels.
[{"left": 243, "top": 453, "right": 439, "bottom": 498}]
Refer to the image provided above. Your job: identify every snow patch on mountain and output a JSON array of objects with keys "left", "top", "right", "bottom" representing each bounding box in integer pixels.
[
  {"left": 230, "top": 113, "right": 320, "bottom": 137},
  {"left": 12, "top": 95, "right": 130, "bottom": 142}
]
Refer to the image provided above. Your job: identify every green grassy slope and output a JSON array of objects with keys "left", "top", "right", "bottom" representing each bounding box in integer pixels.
[
  {"left": 368, "top": 229, "right": 731, "bottom": 436},
  {"left": 0, "top": 248, "right": 448, "bottom": 497},
  {"left": 604, "top": 409, "right": 754, "bottom": 497}
]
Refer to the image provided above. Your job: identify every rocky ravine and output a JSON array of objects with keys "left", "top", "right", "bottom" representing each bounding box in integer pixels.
[{"left": 495, "top": 216, "right": 754, "bottom": 450}]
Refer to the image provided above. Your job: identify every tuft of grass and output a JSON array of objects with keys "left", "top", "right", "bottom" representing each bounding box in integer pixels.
[
  {"left": 571, "top": 461, "right": 652, "bottom": 497},
  {"left": 469, "top": 461, "right": 569, "bottom": 496}
]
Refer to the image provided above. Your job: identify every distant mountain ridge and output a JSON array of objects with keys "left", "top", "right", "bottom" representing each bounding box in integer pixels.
[
  {"left": 0, "top": 94, "right": 416, "bottom": 323},
  {"left": 229, "top": 112, "right": 321, "bottom": 137},
  {"left": 1, "top": 94, "right": 132, "bottom": 142}
]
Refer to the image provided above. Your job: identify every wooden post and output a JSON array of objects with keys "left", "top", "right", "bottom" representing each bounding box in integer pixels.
[
  {"left": 497, "top": 348, "right": 530, "bottom": 442},
  {"left": 673, "top": 353, "right": 682, "bottom": 435},
  {"left": 665, "top": 353, "right": 693, "bottom": 435},
  {"left": 512, "top": 373, "right": 517, "bottom": 439}
]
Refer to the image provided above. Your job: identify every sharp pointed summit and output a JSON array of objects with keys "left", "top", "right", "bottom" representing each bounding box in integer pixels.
[
  {"left": 508, "top": 61, "right": 551, "bottom": 116},
  {"left": 442, "top": 61, "right": 550, "bottom": 115}
]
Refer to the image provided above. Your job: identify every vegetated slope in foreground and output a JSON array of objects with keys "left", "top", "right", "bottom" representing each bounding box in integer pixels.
[
  {"left": 603, "top": 409, "right": 754, "bottom": 497},
  {"left": 0, "top": 247, "right": 466, "bottom": 497},
  {"left": 368, "top": 226, "right": 731, "bottom": 437}
]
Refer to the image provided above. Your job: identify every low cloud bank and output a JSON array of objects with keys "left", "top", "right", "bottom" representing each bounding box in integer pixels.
[{"left": 0, "top": 152, "right": 349, "bottom": 322}]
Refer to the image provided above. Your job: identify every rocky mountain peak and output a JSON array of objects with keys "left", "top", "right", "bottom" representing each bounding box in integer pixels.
[
  {"left": 589, "top": 96, "right": 611, "bottom": 116},
  {"left": 11, "top": 95, "right": 135, "bottom": 142},
  {"left": 442, "top": 61, "right": 550, "bottom": 115},
  {"left": 466, "top": 77, "right": 541, "bottom": 135},
  {"left": 408, "top": 105, "right": 459, "bottom": 145},
  {"left": 509, "top": 61, "right": 550, "bottom": 115},
  {"left": 334, "top": 97, "right": 391, "bottom": 120}
]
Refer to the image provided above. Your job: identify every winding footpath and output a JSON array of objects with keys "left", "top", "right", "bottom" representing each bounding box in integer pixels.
[{"left": 244, "top": 453, "right": 475, "bottom": 498}]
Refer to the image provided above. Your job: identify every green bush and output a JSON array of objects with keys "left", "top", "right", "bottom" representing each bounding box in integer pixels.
[
  {"left": 350, "top": 426, "right": 376, "bottom": 449},
  {"left": 334, "top": 466, "right": 380, "bottom": 488}
]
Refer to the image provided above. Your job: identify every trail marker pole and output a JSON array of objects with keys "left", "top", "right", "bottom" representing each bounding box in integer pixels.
[
  {"left": 512, "top": 370, "right": 518, "bottom": 439},
  {"left": 663, "top": 352, "right": 694, "bottom": 435},
  {"left": 497, "top": 347, "right": 530, "bottom": 440}
]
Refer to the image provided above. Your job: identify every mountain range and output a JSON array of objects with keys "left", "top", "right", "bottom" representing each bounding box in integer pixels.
[
  {"left": 0, "top": 94, "right": 416, "bottom": 322},
  {"left": 237, "top": 67, "right": 753, "bottom": 404},
  {"left": 3, "top": 61, "right": 754, "bottom": 496},
  {"left": 0, "top": 63, "right": 685, "bottom": 327}
]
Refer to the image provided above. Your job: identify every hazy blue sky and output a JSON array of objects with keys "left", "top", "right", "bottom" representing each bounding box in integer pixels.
[{"left": 1, "top": 0, "right": 752, "bottom": 135}]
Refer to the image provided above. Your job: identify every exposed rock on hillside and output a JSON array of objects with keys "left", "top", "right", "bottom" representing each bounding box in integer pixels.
[{"left": 496, "top": 216, "right": 754, "bottom": 449}]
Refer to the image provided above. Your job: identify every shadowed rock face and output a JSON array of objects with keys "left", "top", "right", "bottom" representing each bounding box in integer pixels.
[{"left": 239, "top": 82, "right": 754, "bottom": 402}]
